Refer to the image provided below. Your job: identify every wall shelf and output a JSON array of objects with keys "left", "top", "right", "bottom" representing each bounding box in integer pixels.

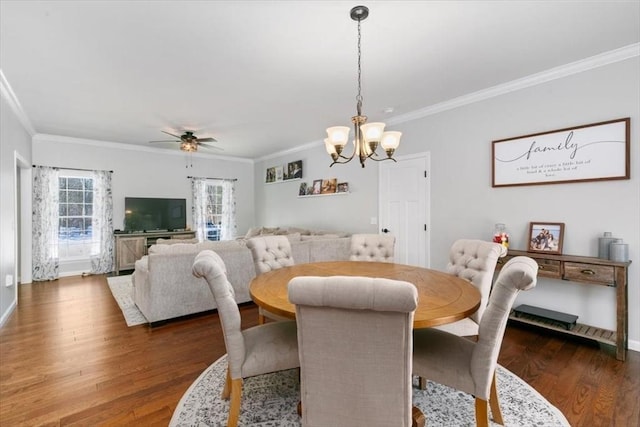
[
  {"left": 498, "top": 249, "right": 631, "bottom": 361},
  {"left": 298, "top": 192, "right": 349, "bottom": 199}
]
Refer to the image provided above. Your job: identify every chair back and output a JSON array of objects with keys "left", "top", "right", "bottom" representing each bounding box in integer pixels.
[
  {"left": 447, "top": 239, "right": 507, "bottom": 324},
  {"left": 471, "top": 256, "right": 538, "bottom": 397},
  {"left": 246, "top": 235, "right": 295, "bottom": 274},
  {"left": 192, "top": 250, "right": 245, "bottom": 379},
  {"left": 289, "top": 275, "right": 417, "bottom": 427},
  {"left": 349, "top": 233, "right": 396, "bottom": 262}
]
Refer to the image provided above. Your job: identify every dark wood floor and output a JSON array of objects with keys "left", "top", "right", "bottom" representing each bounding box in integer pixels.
[{"left": 0, "top": 274, "right": 638, "bottom": 426}]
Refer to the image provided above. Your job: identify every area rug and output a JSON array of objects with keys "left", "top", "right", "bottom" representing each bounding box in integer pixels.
[
  {"left": 170, "top": 355, "right": 570, "bottom": 427},
  {"left": 106, "top": 275, "right": 148, "bottom": 326}
]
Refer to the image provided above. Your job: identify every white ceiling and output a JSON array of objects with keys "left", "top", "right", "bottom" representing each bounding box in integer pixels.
[{"left": 1, "top": 1, "right": 639, "bottom": 160}]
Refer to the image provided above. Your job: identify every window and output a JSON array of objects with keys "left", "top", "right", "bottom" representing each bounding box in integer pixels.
[
  {"left": 58, "top": 173, "right": 94, "bottom": 259},
  {"left": 205, "top": 183, "right": 223, "bottom": 241}
]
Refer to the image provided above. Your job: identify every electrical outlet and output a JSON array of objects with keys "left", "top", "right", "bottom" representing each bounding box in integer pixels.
[{"left": 5, "top": 274, "right": 13, "bottom": 287}]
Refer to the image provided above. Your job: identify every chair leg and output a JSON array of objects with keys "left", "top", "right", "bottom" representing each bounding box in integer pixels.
[
  {"left": 475, "top": 398, "right": 489, "bottom": 427},
  {"left": 412, "top": 405, "right": 426, "bottom": 427},
  {"left": 258, "top": 313, "right": 265, "bottom": 324},
  {"left": 227, "top": 378, "right": 243, "bottom": 427},
  {"left": 489, "top": 371, "right": 504, "bottom": 425},
  {"left": 222, "top": 366, "right": 232, "bottom": 399},
  {"left": 418, "top": 376, "right": 427, "bottom": 390}
]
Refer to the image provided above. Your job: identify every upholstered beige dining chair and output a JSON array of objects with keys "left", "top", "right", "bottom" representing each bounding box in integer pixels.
[
  {"left": 192, "top": 250, "right": 300, "bottom": 427},
  {"left": 289, "top": 275, "right": 425, "bottom": 427},
  {"left": 434, "top": 239, "right": 507, "bottom": 336},
  {"left": 412, "top": 256, "right": 538, "bottom": 427},
  {"left": 349, "top": 233, "right": 396, "bottom": 262},
  {"left": 246, "top": 235, "right": 295, "bottom": 324}
]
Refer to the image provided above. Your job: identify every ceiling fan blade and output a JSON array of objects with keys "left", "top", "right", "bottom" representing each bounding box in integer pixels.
[
  {"left": 162, "top": 130, "right": 182, "bottom": 139},
  {"left": 196, "top": 137, "right": 217, "bottom": 143},
  {"left": 149, "top": 139, "right": 178, "bottom": 143},
  {"left": 198, "top": 143, "right": 224, "bottom": 151}
]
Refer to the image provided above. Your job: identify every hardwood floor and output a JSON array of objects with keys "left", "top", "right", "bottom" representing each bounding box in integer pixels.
[{"left": 0, "top": 274, "right": 638, "bottom": 426}]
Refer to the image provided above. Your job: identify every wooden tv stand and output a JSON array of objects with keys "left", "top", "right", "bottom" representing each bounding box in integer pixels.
[
  {"left": 113, "top": 230, "right": 196, "bottom": 275},
  {"left": 497, "top": 249, "right": 631, "bottom": 361}
]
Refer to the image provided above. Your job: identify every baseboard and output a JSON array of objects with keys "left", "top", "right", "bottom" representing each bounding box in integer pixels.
[
  {"left": 628, "top": 339, "right": 640, "bottom": 353},
  {"left": 0, "top": 298, "right": 17, "bottom": 328}
]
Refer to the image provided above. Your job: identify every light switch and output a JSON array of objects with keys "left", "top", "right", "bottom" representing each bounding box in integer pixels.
[{"left": 5, "top": 274, "right": 13, "bottom": 287}]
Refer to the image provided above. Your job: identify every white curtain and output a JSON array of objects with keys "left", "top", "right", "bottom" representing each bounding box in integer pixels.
[
  {"left": 32, "top": 166, "right": 59, "bottom": 281},
  {"left": 90, "top": 170, "right": 114, "bottom": 273},
  {"left": 220, "top": 179, "right": 237, "bottom": 240},
  {"left": 191, "top": 177, "right": 237, "bottom": 241},
  {"left": 191, "top": 178, "right": 208, "bottom": 242}
]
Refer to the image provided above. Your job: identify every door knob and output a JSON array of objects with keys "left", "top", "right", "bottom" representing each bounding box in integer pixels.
[{"left": 381, "top": 228, "right": 390, "bottom": 233}]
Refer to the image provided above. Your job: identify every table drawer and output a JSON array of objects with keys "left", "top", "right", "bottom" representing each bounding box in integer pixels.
[
  {"left": 563, "top": 262, "right": 614, "bottom": 286},
  {"left": 497, "top": 255, "right": 561, "bottom": 279}
]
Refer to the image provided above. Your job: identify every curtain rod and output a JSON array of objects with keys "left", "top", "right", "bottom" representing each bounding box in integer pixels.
[
  {"left": 187, "top": 175, "right": 237, "bottom": 181},
  {"left": 33, "top": 165, "right": 113, "bottom": 173}
]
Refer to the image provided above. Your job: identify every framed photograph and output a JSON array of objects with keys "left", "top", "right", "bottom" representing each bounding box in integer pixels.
[
  {"left": 492, "top": 118, "right": 630, "bottom": 187},
  {"left": 275, "top": 166, "right": 284, "bottom": 182},
  {"left": 284, "top": 160, "right": 303, "bottom": 180},
  {"left": 298, "top": 182, "right": 308, "bottom": 196},
  {"left": 337, "top": 182, "right": 349, "bottom": 193},
  {"left": 528, "top": 222, "right": 565, "bottom": 254},
  {"left": 311, "top": 179, "right": 322, "bottom": 195},
  {"left": 265, "top": 167, "right": 276, "bottom": 183},
  {"left": 321, "top": 178, "right": 337, "bottom": 194}
]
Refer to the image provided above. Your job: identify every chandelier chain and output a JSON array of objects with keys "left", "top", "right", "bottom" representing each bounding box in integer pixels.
[{"left": 356, "top": 18, "right": 363, "bottom": 116}]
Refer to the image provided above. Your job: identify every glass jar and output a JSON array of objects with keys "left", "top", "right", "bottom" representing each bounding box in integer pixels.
[{"left": 493, "top": 223, "right": 509, "bottom": 248}]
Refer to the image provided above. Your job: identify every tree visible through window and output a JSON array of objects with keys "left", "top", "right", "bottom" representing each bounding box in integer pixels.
[{"left": 58, "top": 174, "right": 94, "bottom": 259}]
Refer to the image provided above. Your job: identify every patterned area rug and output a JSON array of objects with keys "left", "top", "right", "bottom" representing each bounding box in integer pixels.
[
  {"left": 170, "top": 355, "right": 570, "bottom": 427},
  {"left": 106, "top": 275, "right": 148, "bottom": 326}
]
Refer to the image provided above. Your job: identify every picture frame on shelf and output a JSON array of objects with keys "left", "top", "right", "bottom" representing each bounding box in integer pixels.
[
  {"left": 321, "top": 178, "right": 337, "bottom": 194},
  {"left": 298, "top": 182, "right": 308, "bottom": 196},
  {"left": 285, "top": 160, "right": 303, "bottom": 180},
  {"left": 337, "top": 182, "right": 349, "bottom": 193},
  {"left": 275, "top": 166, "right": 284, "bottom": 182},
  {"left": 265, "top": 167, "right": 276, "bottom": 183},
  {"left": 528, "top": 222, "right": 565, "bottom": 255},
  {"left": 311, "top": 179, "right": 322, "bottom": 195}
]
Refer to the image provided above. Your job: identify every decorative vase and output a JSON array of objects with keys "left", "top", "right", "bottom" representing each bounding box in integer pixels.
[
  {"left": 598, "top": 232, "right": 617, "bottom": 259},
  {"left": 493, "top": 223, "right": 509, "bottom": 248}
]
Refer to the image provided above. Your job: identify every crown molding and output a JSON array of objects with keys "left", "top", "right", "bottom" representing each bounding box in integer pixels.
[
  {"left": 0, "top": 69, "right": 37, "bottom": 136},
  {"left": 263, "top": 43, "right": 640, "bottom": 161},
  {"left": 32, "top": 133, "right": 254, "bottom": 164},
  {"left": 387, "top": 43, "right": 640, "bottom": 126}
]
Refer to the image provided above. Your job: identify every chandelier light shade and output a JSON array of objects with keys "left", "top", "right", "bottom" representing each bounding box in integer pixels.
[{"left": 325, "top": 5, "right": 401, "bottom": 168}]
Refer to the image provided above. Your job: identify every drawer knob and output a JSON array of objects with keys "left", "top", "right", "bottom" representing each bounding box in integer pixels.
[
  {"left": 581, "top": 269, "right": 596, "bottom": 275},
  {"left": 539, "top": 265, "right": 546, "bottom": 270}
]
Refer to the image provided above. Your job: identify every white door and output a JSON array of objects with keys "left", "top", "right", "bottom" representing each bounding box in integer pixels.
[{"left": 379, "top": 153, "right": 430, "bottom": 267}]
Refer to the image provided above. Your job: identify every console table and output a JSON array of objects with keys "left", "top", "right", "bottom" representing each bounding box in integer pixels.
[
  {"left": 113, "top": 230, "right": 196, "bottom": 275},
  {"left": 497, "top": 250, "right": 631, "bottom": 361}
]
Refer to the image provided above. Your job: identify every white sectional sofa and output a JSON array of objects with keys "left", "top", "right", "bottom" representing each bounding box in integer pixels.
[{"left": 132, "top": 228, "right": 352, "bottom": 324}]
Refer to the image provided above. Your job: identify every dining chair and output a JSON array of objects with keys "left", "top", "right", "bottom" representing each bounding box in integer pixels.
[
  {"left": 349, "top": 233, "right": 396, "bottom": 262},
  {"left": 288, "top": 275, "right": 425, "bottom": 427},
  {"left": 412, "top": 256, "right": 538, "bottom": 427},
  {"left": 433, "top": 239, "right": 507, "bottom": 337},
  {"left": 192, "top": 250, "right": 300, "bottom": 427},
  {"left": 246, "top": 235, "right": 295, "bottom": 324}
]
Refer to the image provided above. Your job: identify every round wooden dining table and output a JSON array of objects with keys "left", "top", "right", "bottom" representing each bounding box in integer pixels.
[{"left": 249, "top": 261, "right": 481, "bottom": 328}]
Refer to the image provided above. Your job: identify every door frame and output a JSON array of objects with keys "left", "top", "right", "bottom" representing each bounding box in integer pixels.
[{"left": 378, "top": 151, "right": 431, "bottom": 267}]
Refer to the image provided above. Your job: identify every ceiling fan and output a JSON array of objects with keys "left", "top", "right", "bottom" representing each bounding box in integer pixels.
[{"left": 150, "top": 130, "right": 222, "bottom": 152}]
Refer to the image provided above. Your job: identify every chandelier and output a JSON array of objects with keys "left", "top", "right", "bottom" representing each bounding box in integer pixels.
[{"left": 325, "top": 5, "right": 401, "bottom": 168}]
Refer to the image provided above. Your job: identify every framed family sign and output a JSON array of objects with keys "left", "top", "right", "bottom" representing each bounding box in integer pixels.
[{"left": 492, "top": 118, "right": 630, "bottom": 187}]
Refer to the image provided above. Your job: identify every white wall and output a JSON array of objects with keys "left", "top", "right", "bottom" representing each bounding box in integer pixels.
[
  {"left": 32, "top": 135, "right": 256, "bottom": 274},
  {"left": 0, "top": 95, "right": 32, "bottom": 325},
  {"left": 254, "top": 58, "right": 640, "bottom": 348},
  {"left": 254, "top": 144, "right": 381, "bottom": 234}
]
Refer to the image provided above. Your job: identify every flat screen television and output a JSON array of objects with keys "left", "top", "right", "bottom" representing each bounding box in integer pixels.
[{"left": 124, "top": 197, "right": 187, "bottom": 232}]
